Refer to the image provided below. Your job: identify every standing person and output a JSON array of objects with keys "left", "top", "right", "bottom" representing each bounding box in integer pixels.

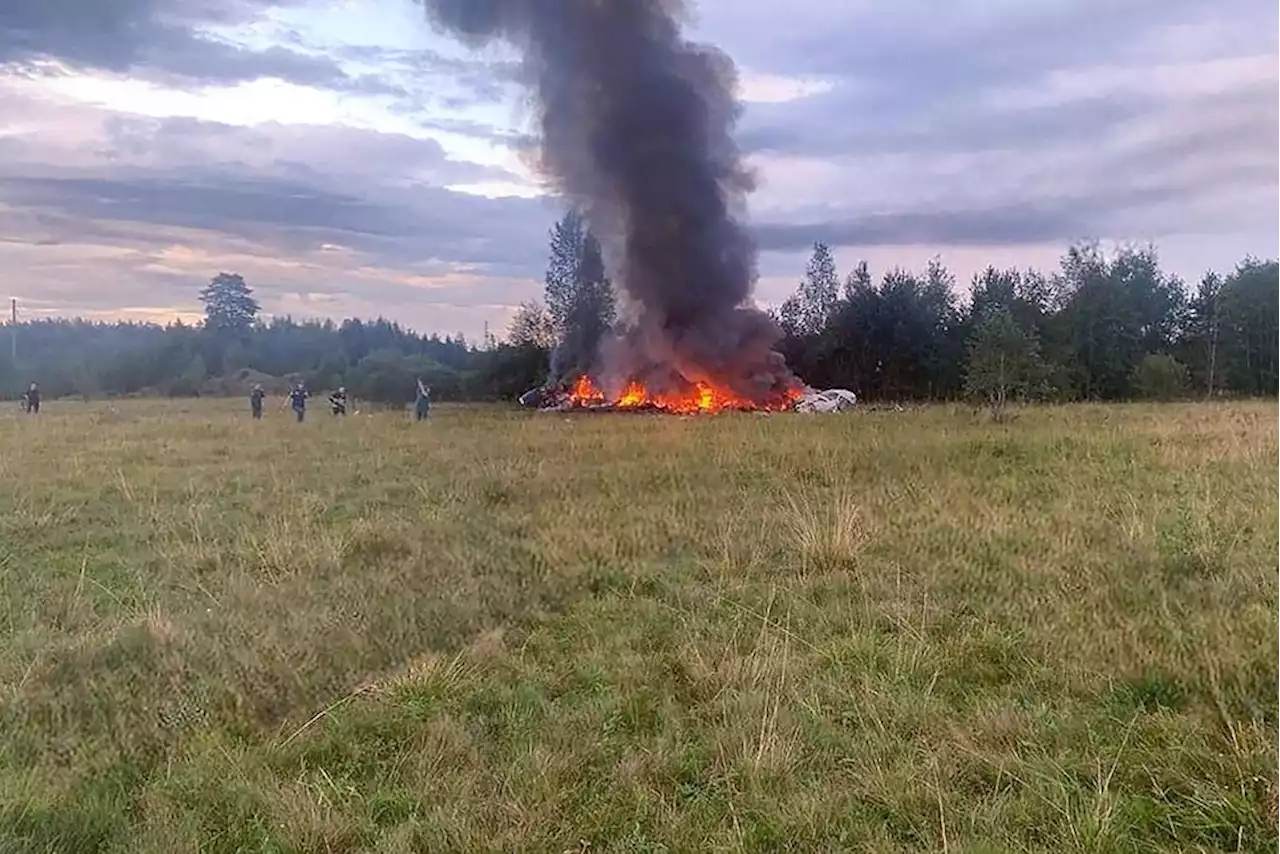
[
  {"left": 23, "top": 382, "right": 40, "bottom": 414},
  {"left": 414, "top": 378, "right": 431, "bottom": 422},
  {"left": 288, "top": 382, "right": 308, "bottom": 423},
  {"left": 329, "top": 387, "right": 348, "bottom": 417},
  {"left": 249, "top": 383, "right": 265, "bottom": 420}
]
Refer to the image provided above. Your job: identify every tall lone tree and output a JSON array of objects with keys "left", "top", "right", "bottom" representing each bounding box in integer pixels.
[
  {"left": 543, "top": 210, "right": 616, "bottom": 381},
  {"left": 544, "top": 210, "right": 587, "bottom": 332},
  {"left": 781, "top": 242, "right": 840, "bottom": 336},
  {"left": 199, "top": 272, "right": 260, "bottom": 336}
]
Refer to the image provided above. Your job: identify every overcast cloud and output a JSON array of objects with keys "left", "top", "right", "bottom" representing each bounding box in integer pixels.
[{"left": 0, "top": 0, "right": 1275, "bottom": 338}]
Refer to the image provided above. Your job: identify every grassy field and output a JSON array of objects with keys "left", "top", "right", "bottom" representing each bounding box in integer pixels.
[{"left": 0, "top": 398, "right": 1275, "bottom": 853}]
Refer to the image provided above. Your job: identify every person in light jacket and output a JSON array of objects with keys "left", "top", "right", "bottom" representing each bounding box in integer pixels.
[{"left": 414, "top": 379, "right": 431, "bottom": 421}]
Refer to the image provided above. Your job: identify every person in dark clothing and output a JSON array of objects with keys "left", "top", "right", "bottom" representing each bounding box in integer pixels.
[
  {"left": 288, "top": 383, "right": 308, "bottom": 423},
  {"left": 23, "top": 382, "right": 40, "bottom": 414},
  {"left": 249, "top": 384, "right": 265, "bottom": 419},
  {"left": 329, "top": 387, "right": 348, "bottom": 416},
  {"left": 414, "top": 378, "right": 430, "bottom": 421}
]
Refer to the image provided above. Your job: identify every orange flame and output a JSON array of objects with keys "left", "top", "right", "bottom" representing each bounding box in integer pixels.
[{"left": 566, "top": 375, "right": 800, "bottom": 414}]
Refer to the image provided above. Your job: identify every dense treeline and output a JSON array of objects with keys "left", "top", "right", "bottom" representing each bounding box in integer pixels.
[
  {"left": 3, "top": 228, "right": 1275, "bottom": 406},
  {"left": 0, "top": 314, "right": 538, "bottom": 404},
  {"left": 768, "top": 241, "right": 1278, "bottom": 403},
  {"left": 514, "top": 231, "right": 1277, "bottom": 405}
]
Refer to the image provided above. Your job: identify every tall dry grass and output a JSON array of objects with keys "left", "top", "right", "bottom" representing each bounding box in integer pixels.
[{"left": 0, "top": 398, "right": 1275, "bottom": 852}]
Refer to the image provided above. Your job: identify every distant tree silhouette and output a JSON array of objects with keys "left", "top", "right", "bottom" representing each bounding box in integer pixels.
[{"left": 199, "top": 273, "right": 260, "bottom": 335}]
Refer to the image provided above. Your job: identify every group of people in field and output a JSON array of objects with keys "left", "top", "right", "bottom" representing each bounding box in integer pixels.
[
  {"left": 248, "top": 378, "right": 432, "bottom": 422},
  {"left": 14, "top": 378, "right": 432, "bottom": 420}
]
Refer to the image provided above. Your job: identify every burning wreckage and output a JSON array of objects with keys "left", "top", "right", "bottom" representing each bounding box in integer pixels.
[
  {"left": 421, "top": 0, "right": 853, "bottom": 416},
  {"left": 519, "top": 379, "right": 857, "bottom": 415}
]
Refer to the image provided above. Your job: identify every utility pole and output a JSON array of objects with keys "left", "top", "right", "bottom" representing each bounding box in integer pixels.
[{"left": 9, "top": 298, "right": 15, "bottom": 367}]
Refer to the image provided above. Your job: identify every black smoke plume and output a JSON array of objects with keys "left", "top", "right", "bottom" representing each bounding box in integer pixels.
[{"left": 419, "top": 0, "right": 805, "bottom": 404}]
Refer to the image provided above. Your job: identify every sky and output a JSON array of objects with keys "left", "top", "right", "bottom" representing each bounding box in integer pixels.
[{"left": 1, "top": 0, "right": 1276, "bottom": 341}]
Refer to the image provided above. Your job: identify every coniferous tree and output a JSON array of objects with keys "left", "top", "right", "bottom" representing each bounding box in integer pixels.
[
  {"left": 544, "top": 211, "right": 586, "bottom": 333},
  {"left": 542, "top": 209, "right": 616, "bottom": 381},
  {"left": 199, "top": 273, "right": 260, "bottom": 335}
]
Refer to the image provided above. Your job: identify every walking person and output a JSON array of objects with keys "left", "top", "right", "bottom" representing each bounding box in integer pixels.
[
  {"left": 414, "top": 378, "right": 431, "bottom": 422},
  {"left": 288, "top": 382, "right": 308, "bottom": 423},
  {"left": 249, "top": 383, "right": 265, "bottom": 420},
  {"left": 23, "top": 382, "right": 40, "bottom": 414},
  {"left": 329, "top": 387, "right": 348, "bottom": 417}
]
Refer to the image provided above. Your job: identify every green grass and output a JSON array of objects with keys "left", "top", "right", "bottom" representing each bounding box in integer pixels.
[{"left": 0, "top": 398, "right": 1275, "bottom": 853}]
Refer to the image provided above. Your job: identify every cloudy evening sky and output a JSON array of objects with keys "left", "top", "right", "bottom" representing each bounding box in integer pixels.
[{"left": 1, "top": 0, "right": 1276, "bottom": 340}]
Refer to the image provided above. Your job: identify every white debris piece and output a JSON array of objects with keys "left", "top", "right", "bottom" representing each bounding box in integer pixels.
[{"left": 794, "top": 388, "right": 858, "bottom": 413}]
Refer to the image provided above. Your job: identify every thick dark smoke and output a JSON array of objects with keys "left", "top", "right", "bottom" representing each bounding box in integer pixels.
[{"left": 420, "top": 0, "right": 805, "bottom": 403}]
